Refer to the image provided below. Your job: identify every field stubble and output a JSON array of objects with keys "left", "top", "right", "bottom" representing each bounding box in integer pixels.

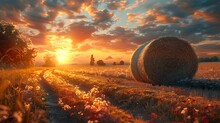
[{"left": 0, "top": 62, "right": 219, "bottom": 123}]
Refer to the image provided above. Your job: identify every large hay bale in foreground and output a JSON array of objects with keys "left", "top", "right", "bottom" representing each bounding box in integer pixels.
[
  {"left": 130, "top": 42, "right": 149, "bottom": 82},
  {"left": 131, "top": 37, "right": 198, "bottom": 85}
]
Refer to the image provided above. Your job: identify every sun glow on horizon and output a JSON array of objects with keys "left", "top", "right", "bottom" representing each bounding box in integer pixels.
[
  {"left": 55, "top": 50, "right": 70, "bottom": 64},
  {"left": 47, "top": 35, "right": 74, "bottom": 64},
  {"left": 58, "top": 55, "right": 65, "bottom": 61}
]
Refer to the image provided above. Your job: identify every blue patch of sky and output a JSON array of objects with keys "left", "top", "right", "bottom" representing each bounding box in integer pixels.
[{"left": 82, "top": 0, "right": 171, "bottom": 32}]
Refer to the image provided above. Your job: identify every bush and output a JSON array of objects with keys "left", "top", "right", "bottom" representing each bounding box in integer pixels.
[
  {"left": 119, "top": 60, "right": 125, "bottom": 65},
  {"left": 43, "top": 54, "right": 57, "bottom": 67},
  {"left": 113, "top": 62, "right": 116, "bottom": 65},
  {"left": 97, "top": 60, "right": 106, "bottom": 66}
]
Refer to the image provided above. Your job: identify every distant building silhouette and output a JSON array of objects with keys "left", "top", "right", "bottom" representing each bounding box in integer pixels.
[{"left": 90, "top": 54, "right": 95, "bottom": 65}]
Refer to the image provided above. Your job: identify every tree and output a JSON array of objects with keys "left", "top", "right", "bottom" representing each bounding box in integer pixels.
[
  {"left": 90, "top": 54, "right": 95, "bottom": 66},
  {"left": 43, "top": 54, "right": 57, "bottom": 67},
  {"left": 0, "top": 21, "right": 37, "bottom": 68},
  {"left": 119, "top": 60, "right": 125, "bottom": 65},
  {"left": 113, "top": 62, "right": 116, "bottom": 65},
  {"left": 211, "top": 56, "right": 219, "bottom": 62},
  {"left": 198, "top": 56, "right": 220, "bottom": 62},
  {"left": 97, "top": 60, "right": 106, "bottom": 66}
]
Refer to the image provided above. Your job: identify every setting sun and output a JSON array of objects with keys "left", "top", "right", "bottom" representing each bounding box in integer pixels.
[
  {"left": 58, "top": 55, "right": 65, "bottom": 61},
  {"left": 55, "top": 50, "right": 70, "bottom": 64}
]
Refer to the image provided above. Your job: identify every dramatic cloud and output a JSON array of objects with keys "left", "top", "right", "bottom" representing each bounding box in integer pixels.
[
  {"left": 45, "top": 0, "right": 99, "bottom": 15},
  {"left": 0, "top": 0, "right": 37, "bottom": 11},
  {"left": 0, "top": 9, "right": 24, "bottom": 24},
  {"left": 193, "top": 9, "right": 220, "bottom": 23},
  {"left": 0, "top": 0, "right": 220, "bottom": 63},
  {"left": 136, "top": 9, "right": 179, "bottom": 25},
  {"left": 93, "top": 9, "right": 114, "bottom": 29},
  {"left": 126, "top": 0, "right": 146, "bottom": 10},
  {"left": 194, "top": 40, "right": 220, "bottom": 50},
  {"left": 136, "top": 0, "right": 220, "bottom": 45},
  {"left": 194, "top": 40, "right": 220, "bottom": 57},
  {"left": 127, "top": 13, "right": 138, "bottom": 22},
  {"left": 196, "top": 43, "right": 220, "bottom": 51},
  {"left": 91, "top": 27, "right": 148, "bottom": 51},
  {"left": 137, "top": 20, "right": 220, "bottom": 43},
  {"left": 0, "top": 0, "right": 38, "bottom": 24},
  {"left": 66, "top": 21, "right": 97, "bottom": 43},
  {"left": 107, "top": 1, "right": 128, "bottom": 11}
]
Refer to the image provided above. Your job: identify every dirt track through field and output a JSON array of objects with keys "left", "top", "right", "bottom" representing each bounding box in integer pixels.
[
  {"left": 43, "top": 70, "right": 144, "bottom": 123},
  {"left": 52, "top": 70, "right": 150, "bottom": 120},
  {"left": 39, "top": 71, "right": 76, "bottom": 123},
  {"left": 52, "top": 69, "right": 220, "bottom": 122},
  {"left": 34, "top": 67, "right": 220, "bottom": 123}
]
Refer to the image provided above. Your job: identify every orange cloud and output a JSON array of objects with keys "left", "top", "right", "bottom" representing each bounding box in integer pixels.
[
  {"left": 126, "top": 0, "right": 147, "bottom": 10},
  {"left": 137, "top": 9, "right": 179, "bottom": 25},
  {"left": 107, "top": 1, "right": 128, "bottom": 11},
  {"left": 66, "top": 21, "right": 97, "bottom": 43},
  {"left": 0, "top": 9, "right": 25, "bottom": 24},
  {"left": 1, "top": 0, "right": 219, "bottom": 65},
  {"left": 127, "top": 13, "right": 138, "bottom": 22},
  {"left": 193, "top": 10, "right": 220, "bottom": 23},
  {"left": 89, "top": 27, "right": 148, "bottom": 52}
]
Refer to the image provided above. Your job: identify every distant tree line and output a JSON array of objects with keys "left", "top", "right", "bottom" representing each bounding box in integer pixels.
[
  {"left": 198, "top": 56, "right": 220, "bottom": 62},
  {"left": 90, "top": 54, "right": 125, "bottom": 66},
  {"left": 113, "top": 60, "right": 125, "bottom": 65}
]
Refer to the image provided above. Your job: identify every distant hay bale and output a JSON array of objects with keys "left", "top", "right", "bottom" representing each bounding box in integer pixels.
[{"left": 131, "top": 37, "right": 198, "bottom": 85}]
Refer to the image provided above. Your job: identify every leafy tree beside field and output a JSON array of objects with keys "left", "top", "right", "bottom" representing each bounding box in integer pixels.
[{"left": 0, "top": 21, "right": 37, "bottom": 68}]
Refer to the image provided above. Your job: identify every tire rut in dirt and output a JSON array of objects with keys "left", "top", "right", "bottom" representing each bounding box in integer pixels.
[
  {"left": 53, "top": 71, "right": 150, "bottom": 120},
  {"left": 39, "top": 71, "right": 77, "bottom": 123},
  {"left": 52, "top": 70, "right": 220, "bottom": 121}
]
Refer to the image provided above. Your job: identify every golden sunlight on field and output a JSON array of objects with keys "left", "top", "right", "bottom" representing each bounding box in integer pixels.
[
  {"left": 0, "top": 0, "right": 220, "bottom": 122},
  {"left": 46, "top": 35, "right": 73, "bottom": 64},
  {"left": 0, "top": 62, "right": 219, "bottom": 122}
]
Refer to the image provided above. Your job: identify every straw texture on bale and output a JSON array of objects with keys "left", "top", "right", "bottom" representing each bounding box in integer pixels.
[
  {"left": 131, "top": 37, "right": 198, "bottom": 85},
  {"left": 130, "top": 42, "right": 150, "bottom": 82}
]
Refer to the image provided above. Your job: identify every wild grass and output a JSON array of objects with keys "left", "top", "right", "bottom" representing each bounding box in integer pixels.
[
  {"left": 0, "top": 69, "right": 48, "bottom": 123},
  {"left": 43, "top": 70, "right": 143, "bottom": 123},
  {"left": 53, "top": 67, "right": 220, "bottom": 123},
  {"left": 0, "top": 63, "right": 219, "bottom": 123}
]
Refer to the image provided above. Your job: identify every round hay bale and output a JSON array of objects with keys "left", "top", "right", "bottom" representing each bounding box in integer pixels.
[
  {"left": 131, "top": 37, "right": 198, "bottom": 85},
  {"left": 130, "top": 42, "right": 150, "bottom": 81}
]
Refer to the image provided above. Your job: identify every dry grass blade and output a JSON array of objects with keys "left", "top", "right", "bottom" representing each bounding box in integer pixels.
[{"left": 0, "top": 80, "right": 10, "bottom": 99}]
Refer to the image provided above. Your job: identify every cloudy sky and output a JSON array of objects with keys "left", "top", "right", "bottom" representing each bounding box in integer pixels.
[{"left": 0, "top": 0, "right": 220, "bottom": 64}]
